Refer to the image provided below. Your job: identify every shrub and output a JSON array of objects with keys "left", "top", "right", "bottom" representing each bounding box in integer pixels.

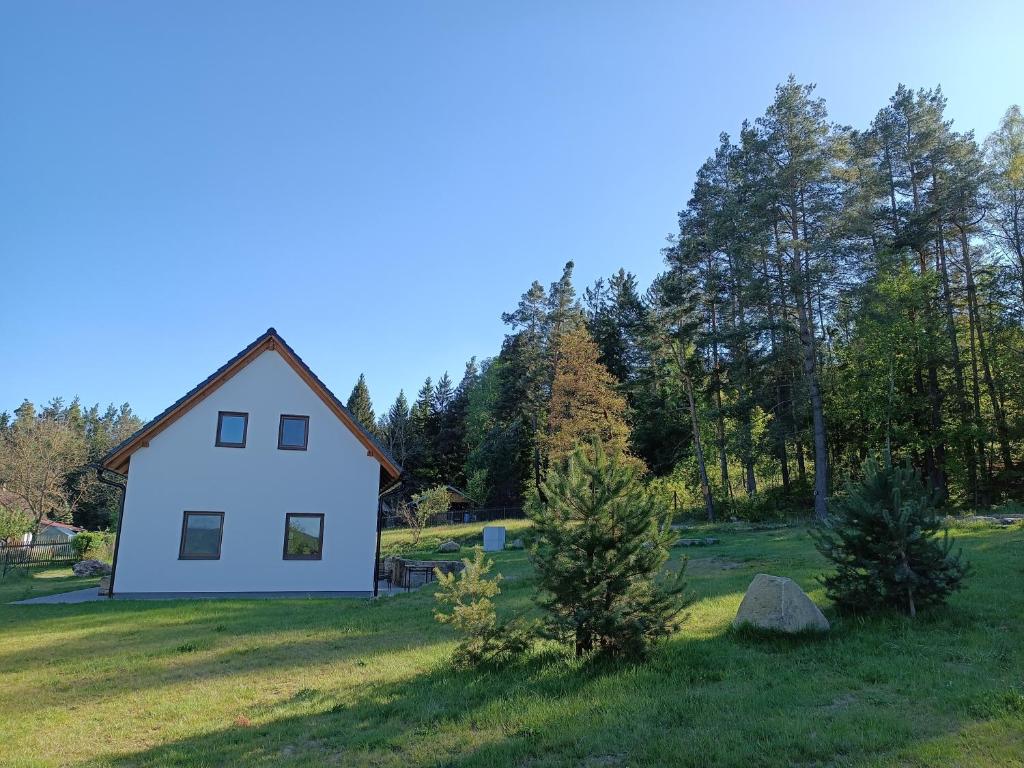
[
  {"left": 811, "top": 454, "right": 968, "bottom": 617},
  {"left": 433, "top": 548, "right": 534, "bottom": 668},
  {"left": 530, "top": 441, "right": 688, "bottom": 659},
  {"left": 718, "top": 485, "right": 813, "bottom": 523},
  {"left": 71, "top": 531, "right": 107, "bottom": 560}
]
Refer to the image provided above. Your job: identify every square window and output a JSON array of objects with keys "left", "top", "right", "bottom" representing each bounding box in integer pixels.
[
  {"left": 216, "top": 412, "right": 248, "bottom": 447},
  {"left": 283, "top": 513, "right": 323, "bottom": 560},
  {"left": 278, "top": 415, "right": 309, "bottom": 450},
  {"left": 178, "top": 512, "right": 225, "bottom": 560}
]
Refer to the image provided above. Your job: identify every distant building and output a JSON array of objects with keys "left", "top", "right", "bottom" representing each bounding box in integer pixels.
[{"left": 34, "top": 520, "right": 83, "bottom": 544}]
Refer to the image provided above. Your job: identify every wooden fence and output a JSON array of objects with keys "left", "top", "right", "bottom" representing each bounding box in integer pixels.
[{"left": 0, "top": 541, "right": 78, "bottom": 576}]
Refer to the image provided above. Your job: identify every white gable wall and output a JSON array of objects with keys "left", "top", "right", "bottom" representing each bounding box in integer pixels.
[{"left": 114, "top": 349, "right": 380, "bottom": 594}]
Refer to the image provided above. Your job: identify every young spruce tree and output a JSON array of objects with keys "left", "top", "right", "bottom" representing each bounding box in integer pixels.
[
  {"left": 811, "top": 454, "right": 968, "bottom": 617},
  {"left": 346, "top": 373, "right": 378, "bottom": 437},
  {"left": 530, "top": 440, "right": 687, "bottom": 658}
]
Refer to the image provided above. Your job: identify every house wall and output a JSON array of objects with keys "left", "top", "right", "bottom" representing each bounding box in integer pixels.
[{"left": 114, "top": 349, "right": 381, "bottom": 594}]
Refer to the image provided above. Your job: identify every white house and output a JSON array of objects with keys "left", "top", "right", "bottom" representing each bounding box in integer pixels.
[{"left": 100, "top": 328, "right": 402, "bottom": 597}]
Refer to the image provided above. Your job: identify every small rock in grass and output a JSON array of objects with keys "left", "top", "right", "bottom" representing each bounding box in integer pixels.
[
  {"left": 506, "top": 538, "right": 525, "bottom": 550},
  {"left": 733, "top": 573, "right": 830, "bottom": 633},
  {"left": 437, "top": 540, "right": 461, "bottom": 553}
]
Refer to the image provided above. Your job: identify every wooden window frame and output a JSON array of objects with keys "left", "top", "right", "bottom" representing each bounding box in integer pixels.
[
  {"left": 282, "top": 513, "right": 324, "bottom": 560},
  {"left": 277, "top": 414, "right": 309, "bottom": 451},
  {"left": 215, "top": 411, "right": 249, "bottom": 448},
  {"left": 178, "top": 511, "right": 225, "bottom": 560}
]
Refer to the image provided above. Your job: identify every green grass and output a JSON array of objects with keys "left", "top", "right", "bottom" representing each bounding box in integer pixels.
[
  {"left": 0, "top": 566, "right": 99, "bottom": 603},
  {"left": 1, "top": 520, "right": 1022, "bottom": 767},
  {"left": 381, "top": 517, "right": 534, "bottom": 561}
]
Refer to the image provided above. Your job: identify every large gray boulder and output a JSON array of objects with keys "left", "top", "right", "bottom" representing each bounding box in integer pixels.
[
  {"left": 437, "top": 540, "right": 461, "bottom": 553},
  {"left": 73, "top": 559, "right": 111, "bottom": 577},
  {"left": 733, "top": 573, "right": 829, "bottom": 633}
]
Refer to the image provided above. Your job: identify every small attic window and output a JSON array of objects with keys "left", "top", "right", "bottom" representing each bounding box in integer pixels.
[
  {"left": 216, "top": 412, "right": 248, "bottom": 448},
  {"left": 278, "top": 415, "right": 309, "bottom": 450}
]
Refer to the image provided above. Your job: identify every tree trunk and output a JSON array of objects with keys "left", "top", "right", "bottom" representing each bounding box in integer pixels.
[
  {"left": 964, "top": 273, "right": 991, "bottom": 505},
  {"left": 915, "top": 244, "right": 948, "bottom": 501},
  {"left": 790, "top": 211, "right": 828, "bottom": 520},
  {"left": 962, "top": 231, "right": 1014, "bottom": 473},
  {"left": 709, "top": 299, "right": 731, "bottom": 500},
  {"left": 795, "top": 287, "right": 828, "bottom": 520},
  {"left": 762, "top": 251, "right": 790, "bottom": 494},
  {"left": 679, "top": 365, "right": 714, "bottom": 522},
  {"left": 934, "top": 211, "right": 977, "bottom": 504}
]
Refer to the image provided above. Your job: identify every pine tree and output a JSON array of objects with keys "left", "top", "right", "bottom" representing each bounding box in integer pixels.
[
  {"left": 431, "top": 371, "right": 461, "bottom": 485},
  {"left": 408, "top": 377, "right": 439, "bottom": 485},
  {"left": 529, "top": 441, "right": 687, "bottom": 658},
  {"left": 985, "top": 105, "right": 1024, "bottom": 302},
  {"left": 811, "top": 454, "right": 968, "bottom": 617},
  {"left": 346, "top": 374, "right": 378, "bottom": 437},
  {"left": 437, "top": 359, "right": 478, "bottom": 489},
  {"left": 585, "top": 268, "right": 648, "bottom": 385},
  {"left": 379, "top": 390, "right": 411, "bottom": 466},
  {"left": 544, "top": 325, "right": 636, "bottom": 468},
  {"left": 645, "top": 270, "right": 717, "bottom": 520}
]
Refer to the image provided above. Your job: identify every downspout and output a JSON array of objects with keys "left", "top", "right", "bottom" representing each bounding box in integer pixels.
[
  {"left": 372, "top": 496, "right": 383, "bottom": 598},
  {"left": 91, "top": 464, "right": 127, "bottom": 599}
]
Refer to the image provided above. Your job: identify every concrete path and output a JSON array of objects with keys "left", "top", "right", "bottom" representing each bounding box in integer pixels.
[
  {"left": 13, "top": 588, "right": 105, "bottom": 605},
  {"left": 12, "top": 581, "right": 411, "bottom": 605}
]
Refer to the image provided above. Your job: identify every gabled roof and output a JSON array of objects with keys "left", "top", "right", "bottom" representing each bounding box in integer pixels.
[
  {"left": 440, "top": 485, "right": 477, "bottom": 506},
  {"left": 100, "top": 328, "right": 402, "bottom": 479},
  {"left": 406, "top": 485, "right": 477, "bottom": 507},
  {"left": 40, "top": 520, "right": 84, "bottom": 532}
]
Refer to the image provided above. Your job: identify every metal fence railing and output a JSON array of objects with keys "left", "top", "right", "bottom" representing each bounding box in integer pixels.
[
  {"left": 382, "top": 506, "right": 525, "bottom": 529},
  {"left": 0, "top": 541, "right": 78, "bottom": 576}
]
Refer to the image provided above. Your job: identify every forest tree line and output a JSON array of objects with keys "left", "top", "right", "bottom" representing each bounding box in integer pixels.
[
  {"left": 0, "top": 399, "right": 143, "bottom": 532},
  {"left": 3, "top": 78, "right": 1022, "bottom": 531},
  {"left": 364, "top": 79, "right": 1024, "bottom": 519}
]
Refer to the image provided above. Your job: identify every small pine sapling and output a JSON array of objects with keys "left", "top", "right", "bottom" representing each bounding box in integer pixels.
[{"left": 434, "top": 548, "right": 534, "bottom": 668}]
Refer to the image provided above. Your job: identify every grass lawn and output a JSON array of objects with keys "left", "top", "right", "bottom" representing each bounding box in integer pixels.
[
  {"left": 1, "top": 520, "right": 1022, "bottom": 767},
  {"left": 0, "top": 566, "right": 99, "bottom": 604}
]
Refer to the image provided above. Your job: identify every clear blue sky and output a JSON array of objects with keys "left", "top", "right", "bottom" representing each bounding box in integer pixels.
[{"left": 2, "top": 1, "right": 1022, "bottom": 420}]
